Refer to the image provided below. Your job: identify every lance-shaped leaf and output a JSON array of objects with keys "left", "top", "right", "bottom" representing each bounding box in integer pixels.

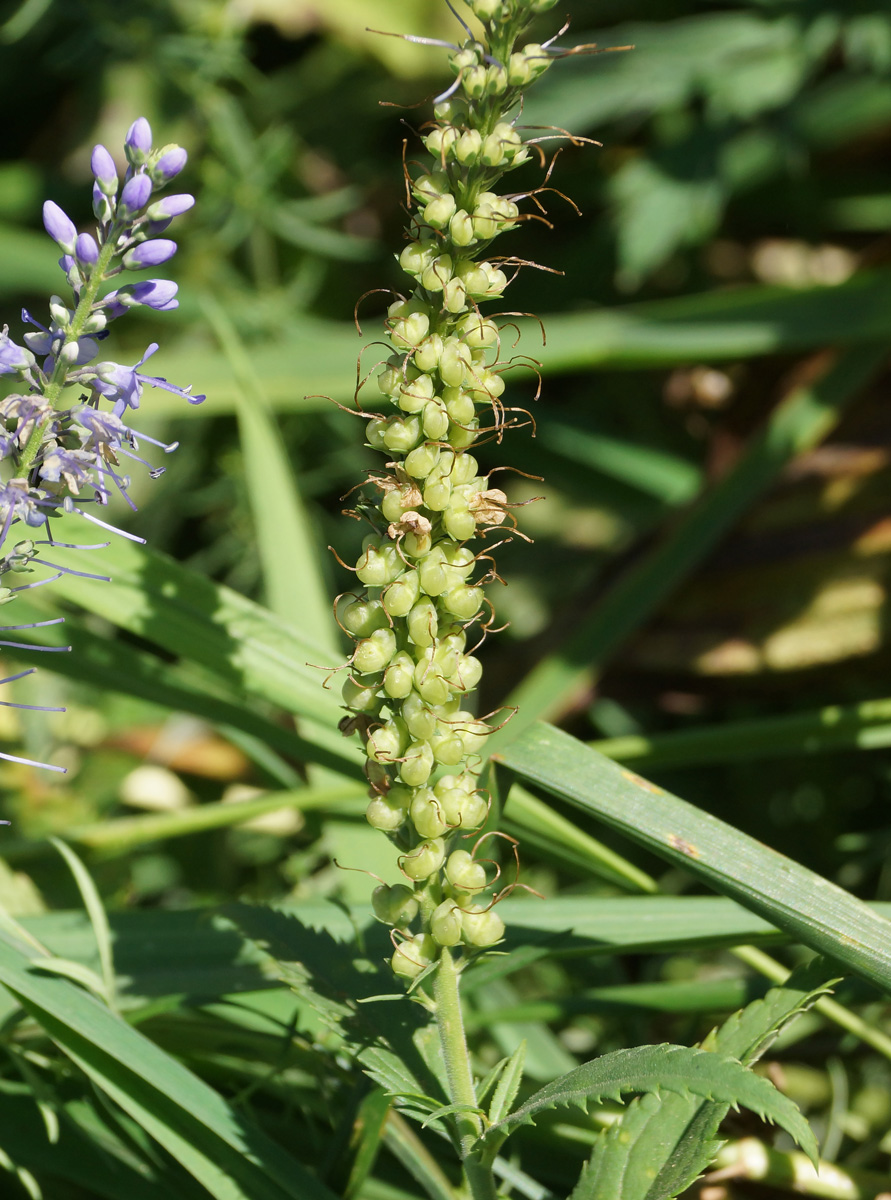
[{"left": 483, "top": 1043, "right": 816, "bottom": 1167}]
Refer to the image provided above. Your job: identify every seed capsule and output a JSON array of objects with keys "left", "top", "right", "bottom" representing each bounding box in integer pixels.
[{"left": 401, "top": 837, "right": 446, "bottom": 880}]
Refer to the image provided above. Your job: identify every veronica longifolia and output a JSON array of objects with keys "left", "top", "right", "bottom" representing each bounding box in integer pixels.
[
  {"left": 334, "top": 0, "right": 573, "bottom": 982},
  {"left": 0, "top": 119, "right": 202, "bottom": 770}
]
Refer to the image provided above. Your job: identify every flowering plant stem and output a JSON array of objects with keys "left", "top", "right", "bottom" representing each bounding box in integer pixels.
[{"left": 434, "top": 948, "right": 495, "bottom": 1198}]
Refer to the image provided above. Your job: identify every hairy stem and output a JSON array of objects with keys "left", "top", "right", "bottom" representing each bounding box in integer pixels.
[{"left": 434, "top": 948, "right": 497, "bottom": 1200}]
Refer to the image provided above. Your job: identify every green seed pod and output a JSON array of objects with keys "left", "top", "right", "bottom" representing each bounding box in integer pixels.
[
  {"left": 439, "top": 339, "right": 472, "bottom": 388},
  {"left": 366, "top": 792, "right": 408, "bottom": 832},
  {"left": 424, "top": 193, "right": 458, "bottom": 229},
  {"left": 391, "top": 932, "right": 436, "bottom": 979},
  {"left": 366, "top": 718, "right": 408, "bottom": 763},
  {"left": 455, "top": 129, "right": 482, "bottom": 165},
  {"left": 342, "top": 674, "right": 382, "bottom": 714},
  {"left": 403, "top": 692, "right": 439, "bottom": 741},
  {"left": 454, "top": 653, "right": 484, "bottom": 692},
  {"left": 443, "top": 543, "right": 476, "bottom": 575},
  {"left": 443, "top": 503, "right": 476, "bottom": 542},
  {"left": 372, "top": 882, "right": 419, "bottom": 927},
  {"left": 341, "top": 595, "right": 387, "bottom": 638},
  {"left": 442, "top": 277, "right": 468, "bottom": 314},
  {"left": 366, "top": 417, "right": 389, "bottom": 449},
  {"left": 401, "top": 837, "right": 446, "bottom": 881},
  {"left": 422, "top": 402, "right": 450, "bottom": 441},
  {"left": 442, "top": 583, "right": 483, "bottom": 620},
  {"left": 461, "top": 905, "right": 505, "bottom": 947},
  {"left": 383, "top": 651, "right": 415, "bottom": 699},
  {"left": 421, "top": 254, "right": 453, "bottom": 292},
  {"left": 451, "top": 46, "right": 481, "bottom": 73},
  {"left": 449, "top": 209, "right": 476, "bottom": 247},
  {"left": 382, "top": 414, "right": 422, "bottom": 453},
  {"left": 443, "top": 387, "right": 475, "bottom": 425},
  {"left": 404, "top": 441, "right": 441, "bottom": 479},
  {"left": 448, "top": 419, "right": 479, "bottom": 451},
  {"left": 414, "top": 334, "right": 444, "bottom": 373},
  {"left": 400, "top": 239, "right": 437, "bottom": 276},
  {"left": 383, "top": 570, "right": 421, "bottom": 618},
  {"left": 423, "top": 474, "right": 452, "bottom": 511},
  {"left": 486, "top": 64, "right": 509, "bottom": 94},
  {"left": 445, "top": 849, "right": 487, "bottom": 893},
  {"left": 412, "top": 170, "right": 449, "bottom": 203},
  {"left": 407, "top": 598, "right": 439, "bottom": 646},
  {"left": 453, "top": 260, "right": 490, "bottom": 299},
  {"left": 452, "top": 453, "right": 479, "bottom": 485},
  {"left": 463, "top": 64, "right": 488, "bottom": 99},
  {"left": 469, "top": 0, "right": 500, "bottom": 19},
  {"left": 353, "top": 626, "right": 397, "bottom": 674},
  {"left": 438, "top": 784, "right": 488, "bottom": 830},
  {"left": 410, "top": 787, "right": 449, "bottom": 838},
  {"left": 429, "top": 728, "right": 466, "bottom": 765},
  {"left": 399, "top": 739, "right": 436, "bottom": 787},
  {"left": 414, "top": 660, "right": 452, "bottom": 707},
  {"left": 454, "top": 711, "right": 490, "bottom": 756},
  {"left": 431, "top": 900, "right": 463, "bottom": 946},
  {"left": 356, "top": 541, "right": 401, "bottom": 586}
]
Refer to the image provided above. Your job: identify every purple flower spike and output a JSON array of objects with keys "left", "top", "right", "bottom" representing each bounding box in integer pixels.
[
  {"left": 146, "top": 193, "right": 195, "bottom": 221},
  {"left": 75, "top": 233, "right": 100, "bottom": 267},
  {"left": 151, "top": 147, "right": 188, "bottom": 184},
  {"left": 43, "top": 200, "right": 77, "bottom": 253},
  {"left": 122, "top": 239, "right": 177, "bottom": 270},
  {"left": 119, "top": 173, "right": 153, "bottom": 218},
  {"left": 91, "top": 144, "right": 118, "bottom": 194},
  {"left": 125, "top": 117, "right": 153, "bottom": 165}
]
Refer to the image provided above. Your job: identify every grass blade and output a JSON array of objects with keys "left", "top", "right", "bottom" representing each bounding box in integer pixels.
[{"left": 496, "top": 722, "right": 891, "bottom": 991}]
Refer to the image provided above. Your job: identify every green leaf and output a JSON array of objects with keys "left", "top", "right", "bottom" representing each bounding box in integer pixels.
[
  {"left": 343, "top": 1087, "right": 391, "bottom": 1200},
  {"left": 487, "top": 1042, "right": 526, "bottom": 1128},
  {"left": 591, "top": 695, "right": 891, "bottom": 770},
  {"left": 497, "top": 723, "right": 891, "bottom": 992},
  {"left": 485, "top": 1044, "right": 816, "bottom": 1166},
  {"left": 35, "top": 519, "right": 359, "bottom": 773},
  {"left": 49, "top": 838, "right": 116, "bottom": 1009},
  {"left": 0, "top": 925, "right": 339, "bottom": 1200},
  {"left": 203, "top": 296, "right": 338, "bottom": 653},
  {"left": 582, "top": 960, "right": 838, "bottom": 1200}
]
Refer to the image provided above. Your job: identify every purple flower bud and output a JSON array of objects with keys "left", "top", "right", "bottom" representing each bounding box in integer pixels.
[
  {"left": 125, "top": 117, "right": 153, "bottom": 165},
  {"left": 102, "top": 279, "right": 179, "bottom": 318},
  {"left": 91, "top": 144, "right": 118, "bottom": 195},
  {"left": 122, "top": 239, "right": 177, "bottom": 270},
  {"left": 75, "top": 233, "right": 100, "bottom": 267},
  {"left": 145, "top": 219, "right": 172, "bottom": 235},
  {"left": 131, "top": 279, "right": 179, "bottom": 309},
  {"left": 0, "top": 328, "right": 34, "bottom": 375},
  {"left": 92, "top": 182, "right": 112, "bottom": 224},
  {"left": 151, "top": 147, "right": 188, "bottom": 184},
  {"left": 146, "top": 193, "right": 195, "bottom": 221},
  {"left": 118, "top": 173, "right": 153, "bottom": 218},
  {"left": 43, "top": 200, "right": 77, "bottom": 253}
]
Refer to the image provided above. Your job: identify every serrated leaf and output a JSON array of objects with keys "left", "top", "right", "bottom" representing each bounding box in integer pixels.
[
  {"left": 487, "top": 1041, "right": 526, "bottom": 1127},
  {"left": 485, "top": 1043, "right": 816, "bottom": 1169},
  {"left": 569, "top": 962, "right": 834, "bottom": 1200}
]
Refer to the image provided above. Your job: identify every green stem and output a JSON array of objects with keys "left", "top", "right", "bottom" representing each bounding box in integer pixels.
[
  {"left": 18, "top": 231, "right": 120, "bottom": 475},
  {"left": 434, "top": 948, "right": 496, "bottom": 1200}
]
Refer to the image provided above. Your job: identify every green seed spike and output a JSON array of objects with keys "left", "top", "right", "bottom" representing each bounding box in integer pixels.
[{"left": 335, "top": 0, "right": 575, "bottom": 976}]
